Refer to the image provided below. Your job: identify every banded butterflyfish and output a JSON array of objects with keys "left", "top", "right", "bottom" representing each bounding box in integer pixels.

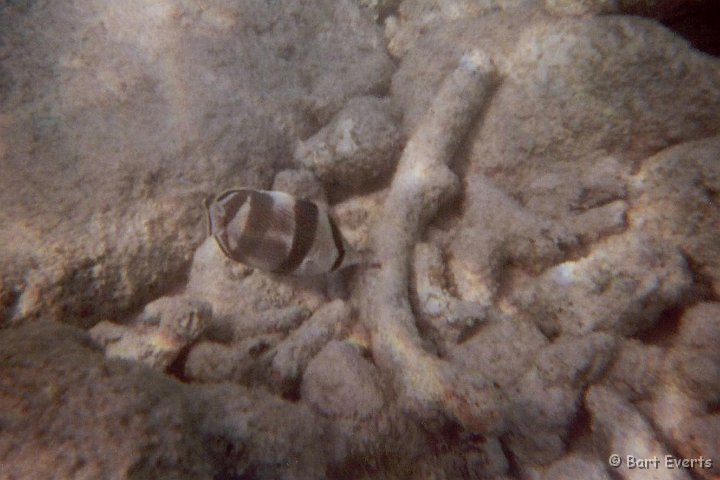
[{"left": 205, "top": 189, "right": 358, "bottom": 276}]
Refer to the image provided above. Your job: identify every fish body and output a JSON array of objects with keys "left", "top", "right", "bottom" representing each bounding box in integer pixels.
[{"left": 205, "top": 188, "right": 355, "bottom": 276}]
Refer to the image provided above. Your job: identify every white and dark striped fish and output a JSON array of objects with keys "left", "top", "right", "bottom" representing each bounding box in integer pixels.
[{"left": 205, "top": 188, "right": 356, "bottom": 276}]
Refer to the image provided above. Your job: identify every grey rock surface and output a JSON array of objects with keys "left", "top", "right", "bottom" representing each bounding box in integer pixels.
[
  {"left": 586, "top": 385, "right": 692, "bottom": 480},
  {"left": 0, "top": 320, "right": 214, "bottom": 480},
  {"left": 511, "top": 233, "right": 692, "bottom": 336},
  {"left": 186, "top": 237, "right": 327, "bottom": 329},
  {"left": 3, "top": 0, "right": 720, "bottom": 478},
  {"left": 0, "top": 0, "right": 392, "bottom": 328},
  {"left": 505, "top": 333, "right": 616, "bottom": 465},
  {"left": 602, "top": 338, "right": 665, "bottom": 402},
  {"left": 544, "top": 0, "right": 618, "bottom": 15},
  {"left": 643, "top": 302, "right": 720, "bottom": 478},
  {"left": 302, "top": 340, "right": 385, "bottom": 419},
  {"left": 184, "top": 334, "right": 281, "bottom": 384},
  {"left": 538, "top": 455, "right": 612, "bottom": 480},
  {"left": 629, "top": 137, "right": 720, "bottom": 296},
  {"left": 89, "top": 295, "right": 211, "bottom": 370},
  {"left": 294, "top": 96, "right": 403, "bottom": 189},
  {"left": 272, "top": 168, "right": 329, "bottom": 204},
  {"left": 271, "top": 300, "right": 352, "bottom": 392},
  {"left": 193, "top": 383, "right": 330, "bottom": 479}
]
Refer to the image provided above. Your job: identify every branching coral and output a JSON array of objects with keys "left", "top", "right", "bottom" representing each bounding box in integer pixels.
[{"left": 359, "top": 50, "right": 505, "bottom": 432}]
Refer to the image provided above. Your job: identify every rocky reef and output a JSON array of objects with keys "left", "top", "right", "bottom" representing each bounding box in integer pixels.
[{"left": 1, "top": 0, "right": 719, "bottom": 479}]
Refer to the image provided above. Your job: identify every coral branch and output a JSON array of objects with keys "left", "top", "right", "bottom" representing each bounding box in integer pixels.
[{"left": 362, "top": 50, "right": 502, "bottom": 432}]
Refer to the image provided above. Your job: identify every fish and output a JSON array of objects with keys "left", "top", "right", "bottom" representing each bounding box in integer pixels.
[{"left": 204, "top": 188, "right": 358, "bottom": 276}]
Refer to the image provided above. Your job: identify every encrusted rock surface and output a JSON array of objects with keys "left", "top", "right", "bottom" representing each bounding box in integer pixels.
[
  {"left": 629, "top": 137, "right": 720, "bottom": 296},
  {"left": 0, "top": 0, "right": 392, "bottom": 328},
  {"left": 586, "top": 385, "right": 694, "bottom": 480},
  {"left": 2, "top": 1, "right": 720, "bottom": 478},
  {"left": 272, "top": 300, "right": 353, "bottom": 392},
  {"left": 512, "top": 233, "right": 692, "bottom": 336},
  {"left": 302, "top": 340, "right": 385, "bottom": 419},
  {"left": 89, "top": 295, "right": 211, "bottom": 370},
  {"left": 0, "top": 321, "right": 215, "bottom": 479},
  {"left": 294, "top": 96, "right": 403, "bottom": 189},
  {"left": 536, "top": 455, "right": 613, "bottom": 480}
]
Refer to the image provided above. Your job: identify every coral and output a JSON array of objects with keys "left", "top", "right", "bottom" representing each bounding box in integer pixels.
[
  {"left": 228, "top": 306, "right": 311, "bottom": 341},
  {"left": 645, "top": 303, "right": 720, "bottom": 479},
  {"left": 294, "top": 96, "right": 404, "bottom": 189},
  {"left": 589, "top": 304, "right": 720, "bottom": 480},
  {"left": 412, "top": 242, "right": 491, "bottom": 347},
  {"left": 4, "top": 1, "right": 720, "bottom": 477},
  {"left": 89, "top": 295, "right": 211, "bottom": 370},
  {"left": 539, "top": 455, "right": 612, "bottom": 480},
  {"left": 0, "top": 0, "right": 392, "bottom": 327},
  {"left": 192, "top": 383, "right": 330, "bottom": 479},
  {"left": 629, "top": 137, "right": 720, "bottom": 296},
  {"left": 301, "top": 340, "right": 385, "bottom": 420},
  {"left": 586, "top": 385, "right": 694, "bottom": 480},
  {"left": 450, "top": 175, "right": 578, "bottom": 304},
  {"left": 505, "top": 333, "right": 616, "bottom": 465},
  {"left": 185, "top": 238, "right": 326, "bottom": 326},
  {"left": 332, "top": 189, "right": 387, "bottom": 252},
  {"left": 544, "top": 0, "right": 618, "bottom": 15},
  {"left": 0, "top": 321, "right": 215, "bottom": 479},
  {"left": 386, "top": 0, "right": 534, "bottom": 60},
  {"left": 447, "top": 317, "right": 548, "bottom": 392},
  {"left": 358, "top": 50, "right": 505, "bottom": 433},
  {"left": 512, "top": 232, "right": 692, "bottom": 336},
  {"left": 602, "top": 339, "right": 665, "bottom": 402},
  {"left": 271, "top": 300, "right": 352, "bottom": 393},
  {"left": 354, "top": 0, "right": 402, "bottom": 20},
  {"left": 184, "top": 332, "right": 283, "bottom": 385},
  {"left": 272, "top": 168, "right": 328, "bottom": 204}
]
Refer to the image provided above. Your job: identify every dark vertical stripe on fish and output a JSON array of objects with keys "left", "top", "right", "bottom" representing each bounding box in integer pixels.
[
  {"left": 273, "top": 200, "right": 318, "bottom": 274},
  {"left": 329, "top": 216, "right": 345, "bottom": 271},
  {"left": 238, "top": 191, "right": 276, "bottom": 256}
]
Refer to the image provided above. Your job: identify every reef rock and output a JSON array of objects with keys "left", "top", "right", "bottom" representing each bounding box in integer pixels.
[
  {"left": 185, "top": 237, "right": 326, "bottom": 337},
  {"left": 586, "top": 385, "right": 692, "bottom": 480},
  {"left": 0, "top": 320, "right": 214, "bottom": 479},
  {"left": 0, "top": 0, "right": 392, "bottom": 328},
  {"left": 645, "top": 302, "right": 720, "bottom": 478},
  {"left": 271, "top": 300, "right": 352, "bottom": 392},
  {"left": 184, "top": 333, "right": 282, "bottom": 385},
  {"left": 89, "top": 295, "right": 211, "bottom": 371},
  {"left": 272, "top": 168, "right": 328, "bottom": 204},
  {"left": 537, "top": 455, "right": 612, "bottom": 480},
  {"left": 386, "top": 0, "right": 536, "bottom": 61},
  {"left": 194, "top": 383, "right": 329, "bottom": 479},
  {"left": 602, "top": 338, "right": 665, "bottom": 402},
  {"left": 449, "top": 15, "right": 720, "bottom": 302},
  {"left": 629, "top": 137, "right": 720, "bottom": 296},
  {"left": 505, "top": 333, "right": 616, "bottom": 465},
  {"left": 448, "top": 316, "right": 547, "bottom": 391},
  {"left": 544, "top": 0, "right": 618, "bottom": 16},
  {"left": 512, "top": 232, "right": 692, "bottom": 336},
  {"left": 294, "top": 96, "right": 403, "bottom": 189},
  {"left": 301, "top": 340, "right": 385, "bottom": 420}
]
